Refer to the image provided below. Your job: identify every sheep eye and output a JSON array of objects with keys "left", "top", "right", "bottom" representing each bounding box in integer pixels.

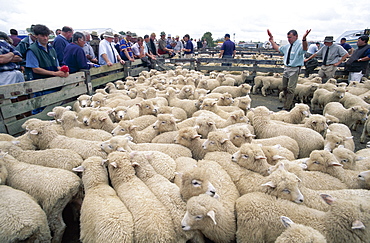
[
  {"left": 195, "top": 215, "right": 203, "bottom": 220},
  {"left": 192, "top": 180, "right": 201, "bottom": 187},
  {"left": 108, "top": 145, "right": 113, "bottom": 149},
  {"left": 341, "top": 159, "right": 348, "bottom": 163},
  {"left": 282, "top": 189, "right": 290, "bottom": 194},
  {"left": 242, "top": 154, "right": 249, "bottom": 159},
  {"left": 313, "top": 161, "right": 320, "bottom": 164},
  {"left": 210, "top": 141, "right": 215, "bottom": 145},
  {"left": 120, "top": 129, "right": 125, "bottom": 132}
]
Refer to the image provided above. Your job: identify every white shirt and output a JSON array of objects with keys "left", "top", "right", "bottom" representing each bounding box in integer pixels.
[
  {"left": 98, "top": 39, "right": 119, "bottom": 65},
  {"left": 307, "top": 43, "right": 319, "bottom": 54}
]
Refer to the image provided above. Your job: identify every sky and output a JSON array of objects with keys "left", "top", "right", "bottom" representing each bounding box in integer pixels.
[{"left": 1, "top": 0, "right": 369, "bottom": 44}]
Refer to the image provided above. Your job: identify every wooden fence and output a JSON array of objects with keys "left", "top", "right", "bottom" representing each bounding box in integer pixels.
[{"left": 0, "top": 49, "right": 365, "bottom": 135}]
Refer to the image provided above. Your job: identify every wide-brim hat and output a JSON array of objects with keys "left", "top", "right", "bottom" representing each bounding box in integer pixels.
[
  {"left": 26, "top": 24, "right": 35, "bottom": 35},
  {"left": 126, "top": 31, "right": 132, "bottom": 36},
  {"left": 160, "top": 31, "right": 166, "bottom": 36},
  {"left": 103, "top": 31, "right": 114, "bottom": 38},
  {"left": 0, "top": 31, "right": 11, "bottom": 43},
  {"left": 323, "top": 36, "right": 334, "bottom": 42},
  {"left": 91, "top": 31, "right": 98, "bottom": 36}
]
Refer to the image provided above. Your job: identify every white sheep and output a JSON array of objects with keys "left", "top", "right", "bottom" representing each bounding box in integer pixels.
[
  {"left": 251, "top": 106, "right": 324, "bottom": 158},
  {"left": 211, "top": 83, "right": 252, "bottom": 98},
  {"left": 261, "top": 75, "right": 283, "bottom": 96},
  {"left": 181, "top": 194, "right": 236, "bottom": 243},
  {"left": 275, "top": 216, "right": 327, "bottom": 243},
  {"left": 294, "top": 83, "right": 319, "bottom": 103},
  {"left": 166, "top": 87, "right": 200, "bottom": 118},
  {"left": 107, "top": 151, "right": 177, "bottom": 242},
  {"left": 0, "top": 140, "right": 83, "bottom": 171},
  {"left": 236, "top": 192, "right": 370, "bottom": 243},
  {"left": 311, "top": 87, "right": 346, "bottom": 111},
  {"left": 324, "top": 123, "right": 355, "bottom": 152},
  {"left": 270, "top": 103, "right": 311, "bottom": 124},
  {"left": 323, "top": 102, "right": 368, "bottom": 131},
  {"left": 340, "top": 92, "right": 370, "bottom": 110},
  {"left": 225, "top": 70, "right": 250, "bottom": 85},
  {"left": 0, "top": 185, "right": 52, "bottom": 242},
  {"left": 73, "top": 156, "right": 134, "bottom": 243},
  {"left": 1, "top": 152, "right": 82, "bottom": 243},
  {"left": 358, "top": 170, "right": 370, "bottom": 189},
  {"left": 174, "top": 126, "right": 207, "bottom": 160},
  {"left": 333, "top": 147, "right": 370, "bottom": 171}
]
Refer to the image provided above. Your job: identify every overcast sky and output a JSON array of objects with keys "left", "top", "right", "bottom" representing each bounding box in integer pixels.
[{"left": 1, "top": 0, "right": 369, "bottom": 43}]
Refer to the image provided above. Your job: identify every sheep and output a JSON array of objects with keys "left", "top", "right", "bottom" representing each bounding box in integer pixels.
[
  {"left": 177, "top": 84, "right": 196, "bottom": 99},
  {"left": 299, "top": 114, "right": 328, "bottom": 134},
  {"left": 311, "top": 87, "right": 346, "bottom": 111},
  {"left": 1, "top": 152, "right": 82, "bottom": 243},
  {"left": 73, "top": 156, "right": 134, "bottom": 243},
  {"left": 193, "top": 115, "right": 217, "bottom": 138},
  {"left": 0, "top": 185, "right": 52, "bottom": 243},
  {"left": 251, "top": 106, "right": 324, "bottom": 158},
  {"left": 73, "top": 94, "right": 91, "bottom": 110},
  {"left": 275, "top": 216, "right": 327, "bottom": 243},
  {"left": 181, "top": 194, "right": 236, "bottom": 243},
  {"left": 215, "top": 93, "right": 234, "bottom": 106},
  {"left": 305, "top": 150, "right": 366, "bottom": 189},
  {"left": 196, "top": 75, "right": 223, "bottom": 91},
  {"left": 174, "top": 126, "right": 207, "bottom": 160},
  {"left": 90, "top": 92, "right": 107, "bottom": 108},
  {"left": 261, "top": 144, "right": 295, "bottom": 165},
  {"left": 131, "top": 155, "right": 203, "bottom": 243},
  {"left": 59, "top": 110, "right": 113, "bottom": 141},
  {"left": 323, "top": 102, "right": 368, "bottom": 131},
  {"left": 47, "top": 105, "right": 72, "bottom": 121},
  {"left": 87, "top": 110, "right": 117, "bottom": 133},
  {"left": 166, "top": 87, "right": 199, "bottom": 117},
  {"left": 225, "top": 70, "right": 250, "bottom": 85},
  {"left": 261, "top": 75, "right": 283, "bottom": 96},
  {"left": 155, "top": 105, "right": 187, "bottom": 122},
  {"left": 202, "top": 130, "right": 239, "bottom": 154},
  {"left": 101, "top": 135, "right": 192, "bottom": 160},
  {"left": 113, "top": 115, "right": 158, "bottom": 132},
  {"left": 129, "top": 150, "right": 176, "bottom": 181},
  {"left": 0, "top": 141, "right": 83, "bottom": 171},
  {"left": 270, "top": 103, "right": 311, "bottom": 124},
  {"left": 358, "top": 170, "right": 370, "bottom": 189},
  {"left": 333, "top": 147, "right": 370, "bottom": 171},
  {"left": 236, "top": 192, "right": 370, "bottom": 243},
  {"left": 233, "top": 95, "right": 252, "bottom": 114},
  {"left": 211, "top": 83, "right": 252, "bottom": 98},
  {"left": 252, "top": 73, "right": 281, "bottom": 94},
  {"left": 195, "top": 98, "right": 234, "bottom": 119},
  {"left": 324, "top": 123, "right": 355, "bottom": 152},
  {"left": 294, "top": 83, "right": 319, "bottom": 103},
  {"left": 268, "top": 160, "right": 348, "bottom": 190},
  {"left": 0, "top": 132, "right": 36, "bottom": 150},
  {"left": 361, "top": 118, "right": 370, "bottom": 143},
  {"left": 107, "top": 151, "right": 177, "bottom": 243},
  {"left": 76, "top": 106, "right": 95, "bottom": 125}
]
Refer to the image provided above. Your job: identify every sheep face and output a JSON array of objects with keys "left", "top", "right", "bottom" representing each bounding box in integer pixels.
[
  {"left": 305, "top": 150, "right": 342, "bottom": 173},
  {"left": 324, "top": 132, "right": 352, "bottom": 152},
  {"left": 358, "top": 170, "right": 370, "bottom": 185},
  {"left": 77, "top": 95, "right": 91, "bottom": 108},
  {"left": 100, "top": 135, "right": 132, "bottom": 154},
  {"left": 152, "top": 114, "right": 177, "bottom": 133},
  {"left": 332, "top": 148, "right": 356, "bottom": 170},
  {"left": 232, "top": 144, "right": 269, "bottom": 175},
  {"left": 180, "top": 168, "right": 217, "bottom": 201}
]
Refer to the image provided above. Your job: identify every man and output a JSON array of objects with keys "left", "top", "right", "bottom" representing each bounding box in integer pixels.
[
  {"left": 16, "top": 25, "right": 37, "bottom": 80},
  {"left": 0, "top": 31, "right": 25, "bottom": 85},
  {"left": 340, "top": 37, "right": 354, "bottom": 55},
  {"left": 9, "top": 29, "right": 21, "bottom": 47},
  {"left": 98, "top": 31, "right": 125, "bottom": 66},
  {"left": 143, "top": 34, "right": 157, "bottom": 70},
  {"left": 173, "top": 35, "right": 183, "bottom": 55},
  {"left": 55, "top": 29, "right": 62, "bottom": 36},
  {"left": 182, "top": 34, "right": 194, "bottom": 58},
  {"left": 268, "top": 29, "right": 311, "bottom": 111},
  {"left": 305, "top": 36, "right": 348, "bottom": 83},
  {"left": 149, "top": 32, "right": 158, "bottom": 56},
  {"left": 119, "top": 32, "right": 134, "bottom": 62},
  {"left": 63, "top": 32, "right": 92, "bottom": 73},
  {"left": 219, "top": 33, "right": 236, "bottom": 66},
  {"left": 89, "top": 31, "right": 100, "bottom": 59},
  {"left": 131, "top": 37, "right": 145, "bottom": 59},
  {"left": 157, "top": 31, "right": 174, "bottom": 56},
  {"left": 345, "top": 35, "right": 370, "bottom": 81},
  {"left": 26, "top": 24, "right": 68, "bottom": 80},
  {"left": 303, "top": 42, "right": 320, "bottom": 77},
  {"left": 53, "top": 26, "right": 74, "bottom": 65},
  {"left": 82, "top": 31, "right": 98, "bottom": 64}
]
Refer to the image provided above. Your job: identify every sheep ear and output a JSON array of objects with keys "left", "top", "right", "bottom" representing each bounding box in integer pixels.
[
  {"left": 101, "top": 159, "right": 108, "bottom": 166},
  {"left": 352, "top": 220, "right": 366, "bottom": 230},
  {"left": 261, "top": 181, "right": 276, "bottom": 188},
  {"left": 345, "top": 136, "right": 353, "bottom": 140},
  {"left": 11, "top": 140, "right": 20, "bottom": 145},
  {"left": 220, "top": 138, "right": 229, "bottom": 144},
  {"left": 320, "top": 193, "right": 335, "bottom": 205},
  {"left": 29, "top": 130, "right": 39, "bottom": 135},
  {"left": 280, "top": 216, "right": 294, "bottom": 228},
  {"left": 110, "top": 162, "right": 118, "bottom": 168},
  {"left": 116, "top": 147, "right": 126, "bottom": 152},
  {"left": 175, "top": 172, "right": 183, "bottom": 178},
  {"left": 207, "top": 210, "right": 217, "bottom": 225},
  {"left": 132, "top": 162, "right": 140, "bottom": 167},
  {"left": 329, "top": 161, "right": 343, "bottom": 167},
  {"left": 72, "top": 165, "right": 84, "bottom": 172},
  {"left": 47, "top": 111, "right": 56, "bottom": 117}
]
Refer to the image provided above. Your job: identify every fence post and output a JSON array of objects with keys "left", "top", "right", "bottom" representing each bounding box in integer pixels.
[{"left": 83, "top": 69, "right": 93, "bottom": 95}]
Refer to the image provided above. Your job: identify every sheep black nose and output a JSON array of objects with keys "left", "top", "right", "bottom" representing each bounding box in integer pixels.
[
  {"left": 181, "top": 225, "right": 186, "bottom": 229},
  {"left": 210, "top": 190, "right": 216, "bottom": 195}
]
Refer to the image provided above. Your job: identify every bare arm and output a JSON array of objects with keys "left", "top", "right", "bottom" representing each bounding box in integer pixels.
[
  {"left": 32, "top": 67, "right": 69, "bottom": 77},
  {"left": 267, "top": 29, "right": 280, "bottom": 52},
  {"left": 0, "top": 52, "right": 17, "bottom": 64},
  {"left": 302, "top": 29, "right": 311, "bottom": 51}
]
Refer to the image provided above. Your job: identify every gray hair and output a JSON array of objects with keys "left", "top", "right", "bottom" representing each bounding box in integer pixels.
[{"left": 72, "top": 32, "right": 85, "bottom": 43}]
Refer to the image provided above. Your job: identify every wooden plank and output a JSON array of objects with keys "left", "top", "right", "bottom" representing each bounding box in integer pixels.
[
  {"left": 91, "top": 72, "right": 126, "bottom": 88},
  {"left": 89, "top": 63, "right": 124, "bottom": 76}
]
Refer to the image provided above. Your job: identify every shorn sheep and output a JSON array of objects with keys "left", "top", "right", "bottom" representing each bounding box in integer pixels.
[
  {"left": 107, "top": 151, "right": 177, "bottom": 242},
  {"left": 73, "top": 156, "right": 134, "bottom": 243}
]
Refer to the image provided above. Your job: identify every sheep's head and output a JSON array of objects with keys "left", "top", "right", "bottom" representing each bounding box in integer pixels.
[
  {"left": 305, "top": 150, "right": 342, "bottom": 173},
  {"left": 202, "top": 131, "right": 229, "bottom": 152},
  {"left": 232, "top": 143, "right": 270, "bottom": 175},
  {"left": 180, "top": 167, "right": 217, "bottom": 201},
  {"left": 100, "top": 135, "right": 132, "bottom": 154},
  {"left": 174, "top": 127, "right": 201, "bottom": 147}
]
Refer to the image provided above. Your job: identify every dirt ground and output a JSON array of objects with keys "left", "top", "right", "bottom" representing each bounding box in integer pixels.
[{"left": 61, "top": 90, "right": 368, "bottom": 243}]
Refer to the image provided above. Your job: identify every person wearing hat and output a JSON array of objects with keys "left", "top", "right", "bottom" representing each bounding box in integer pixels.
[
  {"left": 15, "top": 25, "right": 37, "bottom": 80},
  {"left": 305, "top": 36, "right": 348, "bottom": 82},
  {"left": 53, "top": 26, "right": 74, "bottom": 66},
  {"left": 0, "top": 31, "right": 25, "bottom": 85},
  {"left": 268, "top": 29, "right": 311, "bottom": 111},
  {"left": 157, "top": 31, "right": 174, "bottom": 56},
  {"left": 219, "top": 34, "right": 236, "bottom": 66},
  {"left": 119, "top": 31, "right": 134, "bottom": 62},
  {"left": 345, "top": 35, "right": 370, "bottom": 81},
  {"left": 98, "top": 31, "right": 125, "bottom": 66},
  {"left": 89, "top": 31, "right": 100, "bottom": 59}
]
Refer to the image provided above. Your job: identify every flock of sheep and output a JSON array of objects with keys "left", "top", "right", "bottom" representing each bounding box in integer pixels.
[{"left": 1, "top": 63, "right": 370, "bottom": 243}]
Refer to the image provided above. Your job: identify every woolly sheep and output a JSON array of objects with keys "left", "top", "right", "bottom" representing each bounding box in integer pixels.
[
  {"left": 233, "top": 95, "right": 252, "bottom": 114},
  {"left": 270, "top": 103, "right": 311, "bottom": 124},
  {"left": 174, "top": 126, "right": 207, "bottom": 160},
  {"left": 358, "top": 170, "right": 370, "bottom": 189},
  {"left": 90, "top": 92, "right": 107, "bottom": 108},
  {"left": 251, "top": 106, "right": 324, "bottom": 158},
  {"left": 324, "top": 123, "right": 355, "bottom": 152},
  {"left": 360, "top": 118, "right": 370, "bottom": 143},
  {"left": 181, "top": 194, "right": 236, "bottom": 243},
  {"left": 1, "top": 152, "right": 81, "bottom": 243},
  {"left": 202, "top": 129, "right": 239, "bottom": 154},
  {"left": 294, "top": 83, "right": 319, "bottom": 103},
  {"left": 73, "top": 94, "right": 91, "bottom": 111},
  {"left": 196, "top": 98, "right": 234, "bottom": 119},
  {"left": 87, "top": 110, "right": 117, "bottom": 133},
  {"left": 0, "top": 185, "right": 52, "bottom": 242},
  {"left": 275, "top": 216, "right": 327, "bottom": 243},
  {"left": 261, "top": 144, "right": 295, "bottom": 164},
  {"left": 261, "top": 75, "right": 283, "bottom": 96},
  {"left": 340, "top": 92, "right": 370, "bottom": 110},
  {"left": 27, "top": 122, "right": 108, "bottom": 159},
  {"left": 107, "top": 151, "right": 177, "bottom": 242},
  {"left": 252, "top": 73, "right": 281, "bottom": 95},
  {"left": 0, "top": 141, "right": 83, "bottom": 171},
  {"left": 311, "top": 87, "right": 346, "bottom": 111},
  {"left": 73, "top": 156, "right": 134, "bottom": 243},
  {"left": 155, "top": 105, "right": 187, "bottom": 122},
  {"left": 225, "top": 70, "right": 250, "bottom": 85},
  {"left": 323, "top": 102, "right": 368, "bottom": 131},
  {"left": 211, "top": 83, "right": 252, "bottom": 98},
  {"left": 333, "top": 147, "right": 370, "bottom": 171},
  {"left": 132, "top": 155, "right": 202, "bottom": 243},
  {"left": 236, "top": 192, "right": 370, "bottom": 243},
  {"left": 47, "top": 105, "right": 72, "bottom": 121},
  {"left": 306, "top": 150, "right": 366, "bottom": 189}
]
